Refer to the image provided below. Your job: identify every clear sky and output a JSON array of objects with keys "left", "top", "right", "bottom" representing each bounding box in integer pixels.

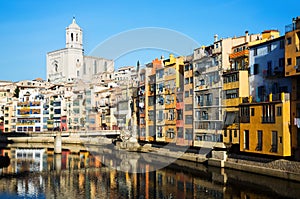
[{"left": 0, "top": 0, "right": 299, "bottom": 82}]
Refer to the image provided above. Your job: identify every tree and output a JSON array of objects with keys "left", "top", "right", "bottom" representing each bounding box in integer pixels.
[{"left": 13, "top": 87, "right": 20, "bottom": 98}]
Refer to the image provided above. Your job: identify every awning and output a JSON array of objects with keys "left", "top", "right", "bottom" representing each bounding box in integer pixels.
[{"left": 224, "top": 112, "right": 237, "bottom": 126}]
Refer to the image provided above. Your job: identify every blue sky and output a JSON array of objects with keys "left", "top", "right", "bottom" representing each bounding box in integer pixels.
[{"left": 0, "top": 0, "right": 299, "bottom": 82}]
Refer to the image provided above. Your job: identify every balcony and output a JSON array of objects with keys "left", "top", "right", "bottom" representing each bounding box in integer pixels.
[
  {"left": 262, "top": 116, "right": 275, "bottom": 123},
  {"left": 229, "top": 50, "right": 249, "bottom": 59},
  {"left": 195, "top": 85, "right": 209, "bottom": 91},
  {"left": 285, "top": 23, "right": 296, "bottom": 33}
]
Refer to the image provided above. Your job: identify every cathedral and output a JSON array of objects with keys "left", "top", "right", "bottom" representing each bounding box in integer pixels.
[{"left": 46, "top": 18, "right": 114, "bottom": 83}]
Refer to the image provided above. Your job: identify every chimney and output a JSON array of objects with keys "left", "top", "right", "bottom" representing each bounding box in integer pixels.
[
  {"left": 214, "top": 34, "right": 218, "bottom": 42},
  {"left": 245, "top": 30, "right": 249, "bottom": 43}
]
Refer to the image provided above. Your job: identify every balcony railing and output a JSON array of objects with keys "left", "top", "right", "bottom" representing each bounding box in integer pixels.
[
  {"left": 285, "top": 23, "right": 296, "bottom": 33},
  {"left": 262, "top": 116, "right": 275, "bottom": 123}
]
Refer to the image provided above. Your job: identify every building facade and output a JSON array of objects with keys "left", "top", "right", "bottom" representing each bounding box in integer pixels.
[
  {"left": 285, "top": 16, "right": 300, "bottom": 159},
  {"left": 239, "top": 93, "right": 291, "bottom": 156}
]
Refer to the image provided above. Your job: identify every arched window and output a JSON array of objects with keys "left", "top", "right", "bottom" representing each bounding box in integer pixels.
[
  {"left": 83, "top": 63, "right": 86, "bottom": 75},
  {"left": 104, "top": 61, "right": 107, "bottom": 71},
  {"left": 71, "top": 33, "right": 74, "bottom": 41},
  {"left": 94, "top": 60, "right": 97, "bottom": 74},
  {"left": 76, "top": 33, "right": 78, "bottom": 42}
]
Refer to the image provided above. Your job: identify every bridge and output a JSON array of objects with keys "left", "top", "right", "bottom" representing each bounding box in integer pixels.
[
  {"left": 25, "top": 130, "right": 121, "bottom": 138},
  {"left": 9, "top": 130, "right": 122, "bottom": 154}
]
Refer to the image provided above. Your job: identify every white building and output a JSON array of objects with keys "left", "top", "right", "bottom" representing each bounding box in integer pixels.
[{"left": 46, "top": 18, "right": 114, "bottom": 83}]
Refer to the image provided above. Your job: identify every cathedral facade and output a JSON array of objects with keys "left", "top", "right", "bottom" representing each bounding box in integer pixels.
[{"left": 46, "top": 18, "right": 114, "bottom": 83}]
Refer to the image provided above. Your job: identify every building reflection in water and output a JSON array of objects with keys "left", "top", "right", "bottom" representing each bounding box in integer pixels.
[{"left": 0, "top": 146, "right": 299, "bottom": 198}]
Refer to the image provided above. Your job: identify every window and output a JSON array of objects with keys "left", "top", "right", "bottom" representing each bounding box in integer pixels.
[
  {"left": 185, "top": 104, "right": 193, "bottom": 111},
  {"left": 77, "top": 71, "right": 79, "bottom": 77},
  {"left": 206, "top": 93, "right": 213, "bottom": 106},
  {"left": 158, "top": 110, "right": 163, "bottom": 121},
  {"left": 262, "top": 104, "right": 275, "bottom": 123},
  {"left": 279, "top": 136, "right": 282, "bottom": 144},
  {"left": 277, "top": 106, "right": 282, "bottom": 116},
  {"left": 177, "top": 109, "right": 183, "bottom": 120},
  {"left": 287, "top": 37, "right": 292, "bottom": 45},
  {"left": 157, "top": 126, "right": 163, "bottom": 137},
  {"left": 297, "top": 56, "right": 300, "bottom": 72},
  {"left": 234, "top": 130, "right": 237, "bottom": 137},
  {"left": 184, "top": 65, "right": 189, "bottom": 71},
  {"left": 94, "top": 61, "right": 97, "bottom": 74},
  {"left": 244, "top": 130, "right": 249, "bottom": 150},
  {"left": 177, "top": 127, "right": 184, "bottom": 138},
  {"left": 287, "top": 58, "right": 292, "bottom": 65},
  {"left": 267, "top": 44, "right": 272, "bottom": 52},
  {"left": 224, "top": 130, "right": 227, "bottom": 137},
  {"left": 271, "top": 131, "right": 278, "bottom": 153},
  {"left": 267, "top": 61, "right": 272, "bottom": 76},
  {"left": 254, "top": 48, "right": 257, "bottom": 56},
  {"left": 280, "top": 39, "right": 285, "bottom": 49},
  {"left": 148, "top": 110, "right": 154, "bottom": 121},
  {"left": 257, "top": 86, "right": 265, "bottom": 102},
  {"left": 257, "top": 130, "right": 262, "bottom": 151},
  {"left": 189, "top": 89, "right": 193, "bottom": 95},
  {"left": 215, "top": 97, "right": 219, "bottom": 105},
  {"left": 225, "top": 89, "right": 238, "bottom": 99},
  {"left": 71, "top": 33, "right": 74, "bottom": 41},
  {"left": 251, "top": 108, "right": 255, "bottom": 116},
  {"left": 83, "top": 63, "right": 86, "bottom": 74},
  {"left": 185, "top": 129, "right": 193, "bottom": 140},
  {"left": 279, "top": 58, "right": 285, "bottom": 67},
  {"left": 202, "top": 111, "right": 208, "bottom": 120},
  {"left": 185, "top": 91, "right": 189, "bottom": 98},
  {"left": 254, "top": 64, "right": 259, "bottom": 75},
  {"left": 148, "top": 96, "right": 155, "bottom": 106},
  {"left": 185, "top": 78, "right": 189, "bottom": 84},
  {"left": 189, "top": 77, "right": 193, "bottom": 84},
  {"left": 185, "top": 115, "right": 193, "bottom": 124}
]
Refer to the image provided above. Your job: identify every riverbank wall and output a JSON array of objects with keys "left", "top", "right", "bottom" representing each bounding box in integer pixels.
[
  {"left": 137, "top": 144, "right": 300, "bottom": 182},
  {"left": 5, "top": 137, "right": 300, "bottom": 182}
]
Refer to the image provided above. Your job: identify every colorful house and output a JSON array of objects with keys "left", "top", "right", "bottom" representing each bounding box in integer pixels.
[{"left": 239, "top": 93, "right": 291, "bottom": 157}]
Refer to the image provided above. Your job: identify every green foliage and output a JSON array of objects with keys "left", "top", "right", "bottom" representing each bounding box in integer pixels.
[{"left": 13, "top": 87, "right": 20, "bottom": 98}]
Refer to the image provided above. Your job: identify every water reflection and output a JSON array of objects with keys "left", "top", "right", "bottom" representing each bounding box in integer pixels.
[{"left": 0, "top": 144, "right": 299, "bottom": 199}]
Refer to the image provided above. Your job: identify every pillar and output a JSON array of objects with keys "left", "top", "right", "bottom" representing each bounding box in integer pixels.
[{"left": 54, "top": 133, "right": 62, "bottom": 154}]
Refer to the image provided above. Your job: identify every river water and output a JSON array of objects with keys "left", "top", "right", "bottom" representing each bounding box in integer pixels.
[{"left": 0, "top": 143, "right": 299, "bottom": 199}]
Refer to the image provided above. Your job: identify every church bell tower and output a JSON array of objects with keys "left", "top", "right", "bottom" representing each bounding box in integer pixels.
[{"left": 66, "top": 17, "right": 83, "bottom": 49}]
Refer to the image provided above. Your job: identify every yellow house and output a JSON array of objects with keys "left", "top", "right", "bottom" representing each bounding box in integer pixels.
[
  {"left": 239, "top": 93, "right": 291, "bottom": 156},
  {"left": 223, "top": 70, "right": 249, "bottom": 145},
  {"left": 284, "top": 16, "right": 300, "bottom": 159}
]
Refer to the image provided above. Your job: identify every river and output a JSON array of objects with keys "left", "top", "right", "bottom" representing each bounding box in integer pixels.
[{"left": 0, "top": 143, "right": 299, "bottom": 199}]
